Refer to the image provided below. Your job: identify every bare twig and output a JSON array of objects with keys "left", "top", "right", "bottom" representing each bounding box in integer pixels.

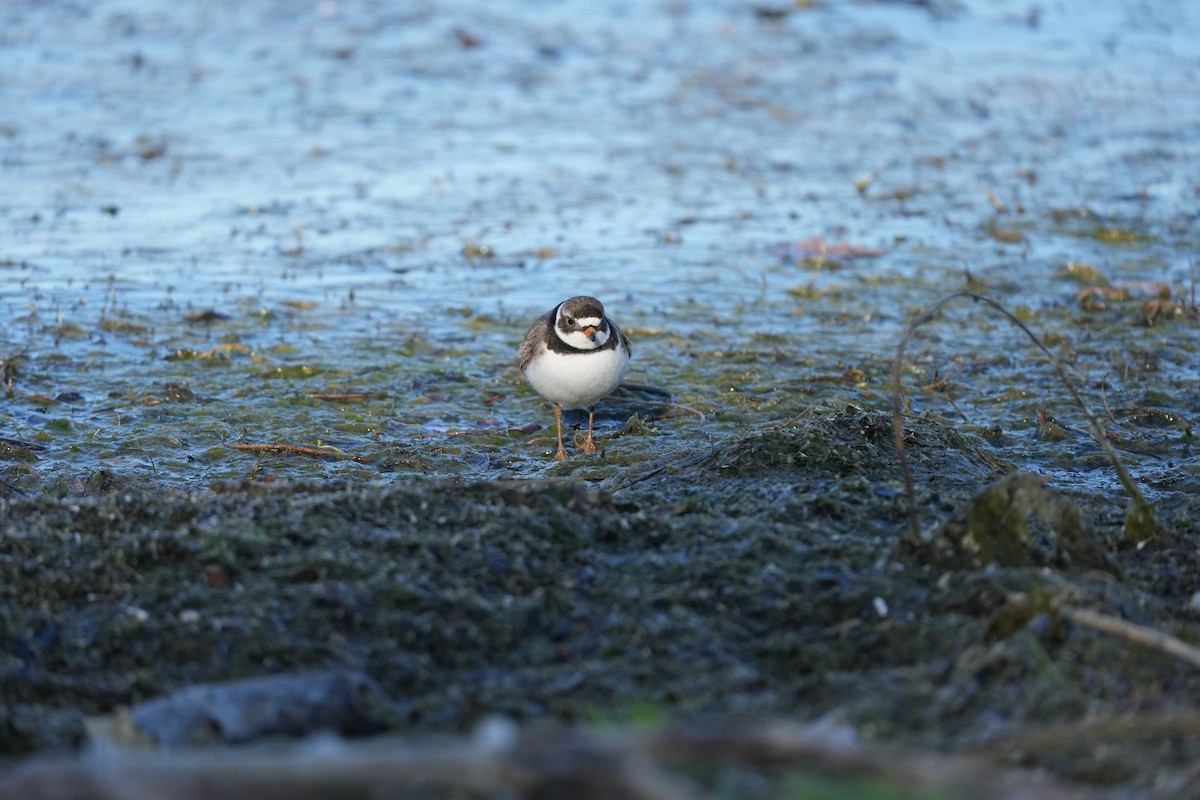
[
  {"left": 944, "top": 394, "right": 970, "bottom": 424},
  {"left": 890, "top": 291, "right": 1158, "bottom": 542},
  {"left": 986, "top": 187, "right": 1008, "bottom": 214},
  {"left": 1099, "top": 372, "right": 1116, "bottom": 423},
  {"left": 0, "top": 718, "right": 1096, "bottom": 800},
  {"left": 1065, "top": 606, "right": 1200, "bottom": 670},
  {"left": 228, "top": 443, "right": 372, "bottom": 463},
  {"left": 411, "top": 428, "right": 488, "bottom": 439},
  {"left": 659, "top": 402, "right": 707, "bottom": 422},
  {"left": 633, "top": 720, "right": 1092, "bottom": 800},
  {"left": 974, "top": 712, "right": 1200, "bottom": 760},
  {"left": 1191, "top": 258, "right": 1196, "bottom": 313},
  {"left": 1, "top": 741, "right": 530, "bottom": 800},
  {"left": 605, "top": 395, "right": 708, "bottom": 423},
  {"left": 306, "top": 393, "right": 374, "bottom": 402}
]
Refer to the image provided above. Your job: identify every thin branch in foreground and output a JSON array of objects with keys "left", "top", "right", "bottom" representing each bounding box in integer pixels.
[
  {"left": 973, "top": 712, "right": 1200, "bottom": 761},
  {"left": 964, "top": 603, "right": 1200, "bottom": 762},
  {"left": 890, "top": 290, "right": 1158, "bottom": 543},
  {"left": 0, "top": 718, "right": 1097, "bottom": 800}
]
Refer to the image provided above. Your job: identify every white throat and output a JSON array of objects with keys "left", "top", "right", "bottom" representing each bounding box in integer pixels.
[{"left": 556, "top": 314, "right": 607, "bottom": 350}]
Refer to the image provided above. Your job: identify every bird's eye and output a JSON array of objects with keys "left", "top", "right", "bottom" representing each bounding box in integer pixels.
[{"left": 564, "top": 316, "right": 575, "bottom": 327}]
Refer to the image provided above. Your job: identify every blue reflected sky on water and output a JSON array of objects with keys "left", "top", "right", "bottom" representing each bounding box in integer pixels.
[{"left": 2, "top": 0, "right": 1197, "bottom": 344}]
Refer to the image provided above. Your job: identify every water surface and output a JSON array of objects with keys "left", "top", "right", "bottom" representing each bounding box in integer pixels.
[{"left": 2, "top": 0, "right": 1197, "bottom": 490}]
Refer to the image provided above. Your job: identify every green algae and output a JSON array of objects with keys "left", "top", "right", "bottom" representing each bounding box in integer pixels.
[
  {"left": 98, "top": 318, "right": 151, "bottom": 335},
  {"left": 3, "top": 0, "right": 1200, "bottom": 793},
  {"left": 921, "top": 472, "right": 1118, "bottom": 574},
  {"left": 1092, "top": 227, "right": 1148, "bottom": 245},
  {"left": 1055, "top": 262, "right": 1108, "bottom": 286}
]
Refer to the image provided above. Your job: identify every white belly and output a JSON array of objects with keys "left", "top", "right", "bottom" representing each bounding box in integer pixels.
[{"left": 524, "top": 345, "right": 629, "bottom": 409}]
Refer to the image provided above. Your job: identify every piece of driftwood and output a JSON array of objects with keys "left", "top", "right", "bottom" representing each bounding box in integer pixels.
[
  {"left": 127, "top": 670, "right": 390, "bottom": 747},
  {"left": 0, "top": 717, "right": 1101, "bottom": 800}
]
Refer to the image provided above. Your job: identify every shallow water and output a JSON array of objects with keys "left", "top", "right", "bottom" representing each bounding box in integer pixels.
[{"left": 2, "top": 0, "right": 1198, "bottom": 489}]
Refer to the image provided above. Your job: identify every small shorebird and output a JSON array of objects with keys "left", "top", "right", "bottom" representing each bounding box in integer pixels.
[{"left": 518, "top": 296, "right": 632, "bottom": 460}]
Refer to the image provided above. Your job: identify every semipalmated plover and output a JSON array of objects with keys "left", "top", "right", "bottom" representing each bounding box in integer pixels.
[{"left": 518, "top": 296, "right": 632, "bottom": 461}]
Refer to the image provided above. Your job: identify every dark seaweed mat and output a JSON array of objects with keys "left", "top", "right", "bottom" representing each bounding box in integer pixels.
[{"left": 4, "top": 408, "right": 1200, "bottom": 793}]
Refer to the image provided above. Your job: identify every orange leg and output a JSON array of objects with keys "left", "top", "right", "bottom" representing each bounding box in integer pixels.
[
  {"left": 552, "top": 403, "right": 567, "bottom": 461},
  {"left": 582, "top": 406, "right": 597, "bottom": 453}
]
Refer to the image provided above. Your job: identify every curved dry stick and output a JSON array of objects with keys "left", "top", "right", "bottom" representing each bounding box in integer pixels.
[
  {"left": 890, "top": 291, "right": 1156, "bottom": 542},
  {"left": 604, "top": 396, "right": 708, "bottom": 424},
  {"left": 229, "top": 443, "right": 372, "bottom": 463},
  {"left": 1065, "top": 606, "right": 1200, "bottom": 670}
]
